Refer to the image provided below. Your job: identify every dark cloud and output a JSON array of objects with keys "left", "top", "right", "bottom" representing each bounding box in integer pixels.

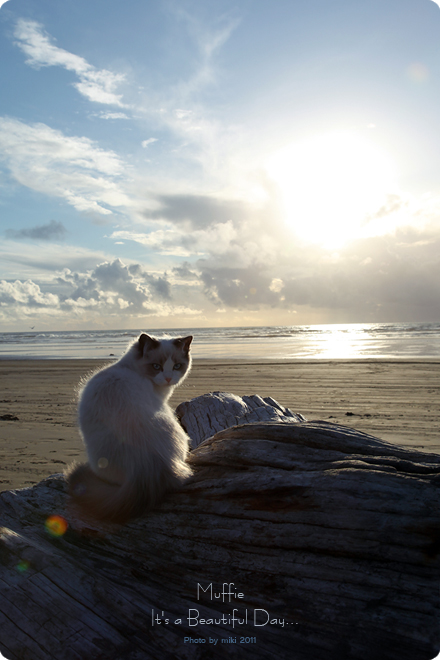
[
  {"left": 143, "top": 194, "right": 247, "bottom": 229},
  {"left": 199, "top": 262, "right": 281, "bottom": 308},
  {"left": 5, "top": 220, "right": 67, "bottom": 241},
  {"left": 148, "top": 275, "right": 171, "bottom": 299},
  {"left": 282, "top": 262, "right": 440, "bottom": 319},
  {"left": 172, "top": 262, "right": 199, "bottom": 279},
  {"left": 128, "top": 264, "right": 171, "bottom": 299},
  {"left": 58, "top": 270, "right": 100, "bottom": 302},
  {"left": 92, "top": 260, "right": 149, "bottom": 308},
  {"left": 194, "top": 227, "right": 440, "bottom": 321}
]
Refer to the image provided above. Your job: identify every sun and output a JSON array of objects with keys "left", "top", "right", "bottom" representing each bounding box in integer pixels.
[{"left": 265, "top": 131, "right": 397, "bottom": 248}]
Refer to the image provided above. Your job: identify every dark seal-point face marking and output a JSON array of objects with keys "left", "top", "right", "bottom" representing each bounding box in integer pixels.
[{"left": 138, "top": 334, "right": 193, "bottom": 387}]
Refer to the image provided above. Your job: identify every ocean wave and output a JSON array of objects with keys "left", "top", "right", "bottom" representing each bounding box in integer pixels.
[{"left": 1, "top": 322, "right": 440, "bottom": 359}]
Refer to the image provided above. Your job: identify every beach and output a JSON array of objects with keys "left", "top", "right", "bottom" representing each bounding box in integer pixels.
[{"left": 0, "top": 358, "right": 439, "bottom": 492}]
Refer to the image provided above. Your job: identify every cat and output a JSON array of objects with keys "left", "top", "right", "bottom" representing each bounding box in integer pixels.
[{"left": 65, "top": 333, "right": 193, "bottom": 524}]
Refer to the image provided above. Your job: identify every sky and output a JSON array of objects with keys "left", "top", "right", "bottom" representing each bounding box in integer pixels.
[{"left": 0, "top": 0, "right": 440, "bottom": 331}]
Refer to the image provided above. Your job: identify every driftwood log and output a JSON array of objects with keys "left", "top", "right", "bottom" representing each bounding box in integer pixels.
[{"left": 0, "top": 392, "right": 439, "bottom": 660}]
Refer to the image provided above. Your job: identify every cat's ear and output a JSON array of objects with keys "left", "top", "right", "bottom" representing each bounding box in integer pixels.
[
  {"left": 175, "top": 335, "right": 193, "bottom": 353},
  {"left": 138, "top": 333, "right": 159, "bottom": 356}
]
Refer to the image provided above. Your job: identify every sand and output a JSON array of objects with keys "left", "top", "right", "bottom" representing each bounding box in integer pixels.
[{"left": 0, "top": 358, "right": 439, "bottom": 492}]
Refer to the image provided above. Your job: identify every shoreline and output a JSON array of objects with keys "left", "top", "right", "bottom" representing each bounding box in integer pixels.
[
  {"left": 1, "top": 358, "right": 439, "bottom": 492},
  {"left": 1, "top": 356, "right": 440, "bottom": 362}
]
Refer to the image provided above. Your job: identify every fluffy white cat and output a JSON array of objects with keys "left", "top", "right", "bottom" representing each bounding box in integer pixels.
[{"left": 66, "top": 333, "right": 193, "bottom": 523}]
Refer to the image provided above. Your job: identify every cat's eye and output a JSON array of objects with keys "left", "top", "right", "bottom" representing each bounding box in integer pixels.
[
  {"left": 173, "top": 363, "right": 182, "bottom": 370},
  {"left": 152, "top": 363, "right": 162, "bottom": 371}
]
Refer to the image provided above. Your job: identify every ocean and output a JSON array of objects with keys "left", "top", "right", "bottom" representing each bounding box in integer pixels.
[{"left": 0, "top": 322, "right": 439, "bottom": 360}]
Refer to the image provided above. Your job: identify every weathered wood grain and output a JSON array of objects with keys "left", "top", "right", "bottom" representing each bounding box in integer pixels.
[
  {"left": 176, "top": 391, "right": 306, "bottom": 447},
  {"left": 0, "top": 393, "right": 439, "bottom": 660}
]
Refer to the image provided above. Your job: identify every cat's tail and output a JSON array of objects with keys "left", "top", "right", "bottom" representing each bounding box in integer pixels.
[{"left": 65, "top": 458, "right": 191, "bottom": 524}]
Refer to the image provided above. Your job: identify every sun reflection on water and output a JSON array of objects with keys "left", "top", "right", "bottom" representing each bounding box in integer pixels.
[{"left": 306, "top": 324, "right": 369, "bottom": 359}]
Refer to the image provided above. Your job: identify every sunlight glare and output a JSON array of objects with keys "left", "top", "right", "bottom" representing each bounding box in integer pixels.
[
  {"left": 311, "top": 324, "right": 366, "bottom": 359},
  {"left": 266, "top": 132, "right": 397, "bottom": 247}
]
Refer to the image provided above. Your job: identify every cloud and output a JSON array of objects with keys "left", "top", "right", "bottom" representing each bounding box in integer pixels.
[
  {"left": 141, "top": 138, "right": 158, "bottom": 148},
  {"left": 129, "top": 7, "right": 245, "bottom": 178},
  {"left": 5, "top": 220, "right": 67, "bottom": 241},
  {"left": 111, "top": 190, "right": 282, "bottom": 277},
  {"left": 143, "top": 193, "right": 247, "bottom": 229},
  {"left": 199, "top": 263, "right": 281, "bottom": 308},
  {"left": 97, "top": 112, "right": 130, "bottom": 120},
  {"left": 0, "top": 279, "right": 59, "bottom": 308},
  {"left": 168, "top": 4, "right": 240, "bottom": 95},
  {"left": 2, "top": 225, "right": 439, "bottom": 325},
  {"left": 0, "top": 117, "right": 130, "bottom": 215},
  {"left": 111, "top": 220, "right": 238, "bottom": 257},
  {"left": 127, "top": 263, "right": 171, "bottom": 299},
  {"left": 109, "top": 179, "right": 440, "bottom": 321},
  {"left": 58, "top": 258, "right": 173, "bottom": 312},
  {"left": 364, "top": 194, "right": 406, "bottom": 222},
  {"left": 0, "top": 258, "right": 179, "bottom": 324},
  {"left": 129, "top": 193, "right": 283, "bottom": 269},
  {"left": 110, "top": 229, "right": 190, "bottom": 256},
  {"left": 193, "top": 226, "right": 440, "bottom": 321},
  {"left": 0, "top": 239, "right": 117, "bottom": 281},
  {"left": 171, "top": 262, "right": 199, "bottom": 280},
  {"left": 14, "top": 19, "right": 127, "bottom": 107},
  {"left": 59, "top": 259, "right": 151, "bottom": 310}
]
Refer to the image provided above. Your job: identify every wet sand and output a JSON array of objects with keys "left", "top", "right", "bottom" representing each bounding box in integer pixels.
[{"left": 0, "top": 358, "right": 439, "bottom": 491}]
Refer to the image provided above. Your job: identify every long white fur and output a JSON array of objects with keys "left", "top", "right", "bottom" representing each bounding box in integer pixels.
[{"left": 65, "top": 334, "right": 193, "bottom": 523}]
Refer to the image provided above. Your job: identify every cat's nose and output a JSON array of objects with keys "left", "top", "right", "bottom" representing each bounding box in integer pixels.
[{"left": 165, "top": 377, "right": 172, "bottom": 383}]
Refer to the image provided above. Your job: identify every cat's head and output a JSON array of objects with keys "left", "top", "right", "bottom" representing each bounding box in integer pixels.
[{"left": 137, "top": 333, "right": 193, "bottom": 390}]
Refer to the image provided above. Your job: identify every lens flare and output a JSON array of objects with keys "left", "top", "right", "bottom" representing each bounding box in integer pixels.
[
  {"left": 407, "top": 62, "right": 429, "bottom": 83},
  {"left": 45, "top": 515, "right": 68, "bottom": 537},
  {"left": 16, "top": 560, "right": 30, "bottom": 573}
]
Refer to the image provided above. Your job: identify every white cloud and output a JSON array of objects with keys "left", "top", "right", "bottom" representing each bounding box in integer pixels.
[
  {"left": 14, "top": 19, "right": 127, "bottom": 107},
  {"left": 111, "top": 220, "right": 238, "bottom": 257},
  {"left": 269, "top": 278, "right": 284, "bottom": 293},
  {"left": 168, "top": 5, "right": 240, "bottom": 95},
  {"left": 97, "top": 112, "right": 130, "bottom": 120},
  {"left": 142, "top": 138, "right": 158, "bottom": 148},
  {"left": 111, "top": 229, "right": 191, "bottom": 256},
  {"left": 0, "top": 258, "right": 184, "bottom": 325},
  {"left": 0, "top": 279, "right": 59, "bottom": 307},
  {"left": 0, "top": 117, "right": 131, "bottom": 215}
]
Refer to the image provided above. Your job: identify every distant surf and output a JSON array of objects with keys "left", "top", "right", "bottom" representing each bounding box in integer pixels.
[{"left": 1, "top": 322, "right": 439, "bottom": 360}]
